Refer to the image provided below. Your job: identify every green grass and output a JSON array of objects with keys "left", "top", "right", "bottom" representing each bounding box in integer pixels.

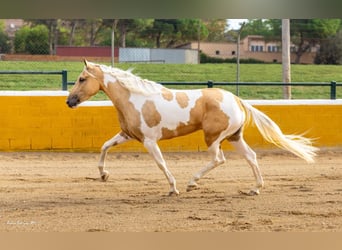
[{"left": 0, "top": 61, "right": 341, "bottom": 99}]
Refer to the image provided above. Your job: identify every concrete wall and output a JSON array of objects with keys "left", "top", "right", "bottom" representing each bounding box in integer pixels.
[{"left": 0, "top": 91, "right": 341, "bottom": 152}]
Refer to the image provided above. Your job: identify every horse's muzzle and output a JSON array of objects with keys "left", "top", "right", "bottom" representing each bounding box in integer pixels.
[{"left": 66, "top": 95, "right": 80, "bottom": 108}]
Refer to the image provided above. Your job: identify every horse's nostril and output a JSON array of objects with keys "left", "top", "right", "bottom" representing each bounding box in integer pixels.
[{"left": 66, "top": 95, "right": 79, "bottom": 108}]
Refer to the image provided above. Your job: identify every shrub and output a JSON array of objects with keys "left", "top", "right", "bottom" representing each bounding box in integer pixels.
[
  {"left": 14, "top": 26, "right": 30, "bottom": 53},
  {"left": 200, "top": 52, "right": 265, "bottom": 64},
  {"left": 14, "top": 25, "right": 49, "bottom": 54},
  {"left": 314, "top": 30, "right": 342, "bottom": 65},
  {"left": 25, "top": 25, "right": 49, "bottom": 54},
  {"left": 0, "top": 31, "right": 11, "bottom": 53}
]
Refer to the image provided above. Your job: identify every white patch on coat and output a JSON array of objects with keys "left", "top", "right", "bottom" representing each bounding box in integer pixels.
[
  {"left": 129, "top": 89, "right": 202, "bottom": 140},
  {"left": 103, "top": 71, "right": 117, "bottom": 87},
  {"left": 217, "top": 89, "right": 245, "bottom": 139}
]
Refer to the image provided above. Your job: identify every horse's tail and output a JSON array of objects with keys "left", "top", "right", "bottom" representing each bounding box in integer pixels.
[{"left": 240, "top": 100, "right": 318, "bottom": 163}]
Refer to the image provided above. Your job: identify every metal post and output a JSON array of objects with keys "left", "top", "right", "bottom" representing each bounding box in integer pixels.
[
  {"left": 197, "top": 19, "right": 201, "bottom": 64},
  {"left": 111, "top": 20, "right": 117, "bottom": 67},
  {"left": 207, "top": 80, "right": 213, "bottom": 88},
  {"left": 62, "top": 70, "right": 68, "bottom": 90},
  {"left": 236, "top": 22, "right": 245, "bottom": 96},
  {"left": 330, "top": 81, "right": 336, "bottom": 100},
  {"left": 282, "top": 19, "right": 291, "bottom": 99}
]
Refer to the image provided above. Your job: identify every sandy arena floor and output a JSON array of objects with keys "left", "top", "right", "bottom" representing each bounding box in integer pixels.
[{"left": 0, "top": 149, "right": 341, "bottom": 232}]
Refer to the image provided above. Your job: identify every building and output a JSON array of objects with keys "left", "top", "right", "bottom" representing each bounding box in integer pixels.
[{"left": 179, "top": 35, "right": 317, "bottom": 64}]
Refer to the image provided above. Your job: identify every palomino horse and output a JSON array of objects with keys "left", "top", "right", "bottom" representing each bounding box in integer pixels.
[{"left": 66, "top": 60, "right": 318, "bottom": 196}]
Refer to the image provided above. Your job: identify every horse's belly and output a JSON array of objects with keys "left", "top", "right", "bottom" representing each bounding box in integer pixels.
[{"left": 159, "top": 122, "right": 201, "bottom": 140}]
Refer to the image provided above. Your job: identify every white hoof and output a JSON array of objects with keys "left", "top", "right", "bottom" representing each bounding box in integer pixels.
[
  {"left": 186, "top": 183, "right": 199, "bottom": 192},
  {"left": 100, "top": 170, "right": 109, "bottom": 182},
  {"left": 239, "top": 189, "right": 260, "bottom": 196},
  {"left": 248, "top": 189, "right": 260, "bottom": 196},
  {"left": 168, "top": 189, "right": 180, "bottom": 196}
]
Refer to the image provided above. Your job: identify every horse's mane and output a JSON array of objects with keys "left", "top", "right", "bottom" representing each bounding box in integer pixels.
[{"left": 97, "top": 63, "right": 162, "bottom": 95}]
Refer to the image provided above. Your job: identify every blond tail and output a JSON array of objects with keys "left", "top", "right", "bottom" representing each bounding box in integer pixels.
[{"left": 240, "top": 100, "right": 319, "bottom": 163}]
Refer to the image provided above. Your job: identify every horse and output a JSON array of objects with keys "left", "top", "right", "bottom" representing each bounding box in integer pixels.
[{"left": 66, "top": 60, "right": 318, "bottom": 196}]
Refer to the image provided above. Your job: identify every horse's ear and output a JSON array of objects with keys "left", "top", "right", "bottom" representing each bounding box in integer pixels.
[{"left": 83, "top": 58, "right": 88, "bottom": 67}]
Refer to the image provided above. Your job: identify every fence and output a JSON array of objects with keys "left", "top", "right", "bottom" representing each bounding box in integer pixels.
[
  {"left": 159, "top": 81, "right": 340, "bottom": 100},
  {"left": 0, "top": 70, "right": 341, "bottom": 99},
  {"left": 0, "top": 70, "right": 69, "bottom": 90}
]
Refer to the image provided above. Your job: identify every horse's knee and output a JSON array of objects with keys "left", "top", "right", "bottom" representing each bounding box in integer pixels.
[{"left": 101, "top": 141, "right": 114, "bottom": 152}]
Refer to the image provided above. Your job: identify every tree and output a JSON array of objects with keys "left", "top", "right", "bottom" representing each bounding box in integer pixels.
[
  {"left": 57, "top": 19, "right": 101, "bottom": 46},
  {"left": 203, "top": 19, "right": 227, "bottom": 41},
  {"left": 229, "top": 19, "right": 341, "bottom": 64},
  {"left": 178, "top": 19, "right": 208, "bottom": 43},
  {"left": 240, "top": 19, "right": 279, "bottom": 39},
  {"left": 116, "top": 19, "right": 153, "bottom": 47},
  {"left": 290, "top": 19, "right": 341, "bottom": 63},
  {"left": 314, "top": 30, "right": 342, "bottom": 64},
  {"left": 86, "top": 19, "right": 104, "bottom": 46},
  {"left": 62, "top": 19, "right": 84, "bottom": 45},
  {"left": 226, "top": 19, "right": 281, "bottom": 43},
  {"left": 147, "top": 19, "right": 178, "bottom": 48},
  {"left": 147, "top": 19, "right": 208, "bottom": 48},
  {"left": 122, "top": 19, "right": 155, "bottom": 47}
]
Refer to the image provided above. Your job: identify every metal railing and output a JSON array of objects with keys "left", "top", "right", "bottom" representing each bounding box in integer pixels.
[
  {"left": 0, "top": 70, "right": 68, "bottom": 90},
  {"left": 0, "top": 70, "right": 340, "bottom": 99},
  {"left": 159, "top": 80, "right": 340, "bottom": 100}
]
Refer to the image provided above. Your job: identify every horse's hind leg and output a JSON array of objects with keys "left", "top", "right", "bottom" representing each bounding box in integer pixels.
[
  {"left": 230, "top": 137, "right": 264, "bottom": 195},
  {"left": 187, "top": 141, "right": 226, "bottom": 191},
  {"left": 98, "top": 131, "right": 132, "bottom": 181},
  {"left": 143, "top": 138, "right": 179, "bottom": 196}
]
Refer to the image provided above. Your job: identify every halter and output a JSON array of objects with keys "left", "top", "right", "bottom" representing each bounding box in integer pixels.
[{"left": 83, "top": 66, "right": 97, "bottom": 80}]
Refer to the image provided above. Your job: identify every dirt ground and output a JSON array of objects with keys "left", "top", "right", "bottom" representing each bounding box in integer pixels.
[{"left": 0, "top": 149, "right": 341, "bottom": 232}]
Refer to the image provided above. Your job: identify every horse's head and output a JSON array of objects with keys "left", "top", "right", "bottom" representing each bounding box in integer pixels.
[{"left": 66, "top": 59, "right": 103, "bottom": 108}]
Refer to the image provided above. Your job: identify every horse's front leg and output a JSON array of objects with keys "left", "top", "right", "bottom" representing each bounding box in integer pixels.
[
  {"left": 143, "top": 138, "right": 179, "bottom": 196},
  {"left": 98, "top": 131, "right": 132, "bottom": 181}
]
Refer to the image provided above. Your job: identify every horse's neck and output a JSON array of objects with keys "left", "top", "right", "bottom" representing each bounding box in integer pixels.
[{"left": 105, "top": 82, "right": 134, "bottom": 110}]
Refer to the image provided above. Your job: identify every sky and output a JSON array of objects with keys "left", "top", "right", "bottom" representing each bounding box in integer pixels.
[{"left": 227, "top": 19, "right": 248, "bottom": 30}]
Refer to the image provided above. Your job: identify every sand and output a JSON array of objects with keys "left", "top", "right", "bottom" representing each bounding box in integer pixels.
[{"left": 0, "top": 149, "right": 341, "bottom": 232}]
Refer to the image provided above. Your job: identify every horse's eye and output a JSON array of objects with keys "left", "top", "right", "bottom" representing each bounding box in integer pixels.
[{"left": 79, "top": 77, "right": 86, "bottom": 83}]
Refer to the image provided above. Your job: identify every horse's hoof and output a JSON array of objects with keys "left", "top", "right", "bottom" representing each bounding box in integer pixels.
[
  {"left": 168, "top": 190, "right": 180, "bottom": 196},
  {"left": 239, "top": 189, "right": 260, "bottom": 196},
  {"left": 186, "top": 184, "right": 199, "bottom": 192},
  {"left": 248, "top": 189, "right": 260, "bottom": 196},
  {"left": 100, "top": 171, "right": 109, "bottom": 182}
]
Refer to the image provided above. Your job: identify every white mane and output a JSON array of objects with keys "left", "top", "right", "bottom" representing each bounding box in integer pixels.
[{"left": 97, "top": 63, "right": 162, "bottom": 96}]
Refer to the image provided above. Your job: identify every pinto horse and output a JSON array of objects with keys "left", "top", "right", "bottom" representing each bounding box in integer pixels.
[{"left": 66, "top": 60, "right": 318, "bottom": 196}]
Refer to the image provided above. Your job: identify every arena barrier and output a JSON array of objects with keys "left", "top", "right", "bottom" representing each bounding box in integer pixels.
[{"left": 0, "top": 91, "right": 341, "bottom": 152}]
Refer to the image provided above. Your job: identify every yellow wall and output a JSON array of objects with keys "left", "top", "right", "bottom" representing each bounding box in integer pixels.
[{"left": 0, "top": 91, "right": 341, "bottom": 152}]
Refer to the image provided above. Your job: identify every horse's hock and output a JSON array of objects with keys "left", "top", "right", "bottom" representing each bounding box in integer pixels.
[{"left": 0, "top": 91, "right": 341, "bottom": 151}]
